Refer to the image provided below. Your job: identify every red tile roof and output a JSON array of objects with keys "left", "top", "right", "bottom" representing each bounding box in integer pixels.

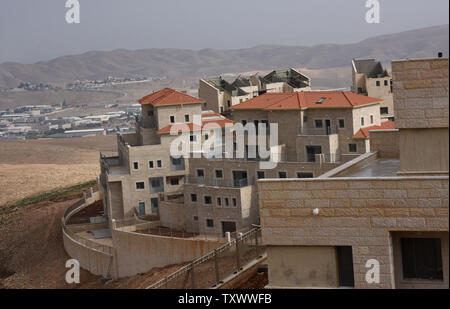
[
  {"left": 138, "top": 88, "right": 204, "bottom": 106},
  {"left": 353, "top": 120, "right": 396, "bottom": 139},
  {"left": 157, "top": 117, "right": 234, "bottom": 135},
  {"left": 230, "top": 91, "right": 382, "bottom": 110}
]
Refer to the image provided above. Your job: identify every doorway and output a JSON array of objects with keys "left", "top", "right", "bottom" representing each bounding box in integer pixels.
[
  {"left": 151, "top": 198, "right": 159, "bottom": 214},
  {"left": 232, "top": 170, "right": 248, "bottom": 187},
  {"left": 325, "top": 119, "right": 331, "bottom": 135},
  {"left": 221, "top": 221, "right": 237, "bottom": 237},
  {"left": 306, "top": 146, "right": 322, "bottom": 162}
]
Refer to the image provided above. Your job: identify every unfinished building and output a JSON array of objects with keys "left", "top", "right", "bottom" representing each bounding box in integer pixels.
[
  {"left": 352, "top": 58, "right": 394, "bottom": 120},
  {"left": 199, "top": 68, "right": 311, "bottom": 114}
]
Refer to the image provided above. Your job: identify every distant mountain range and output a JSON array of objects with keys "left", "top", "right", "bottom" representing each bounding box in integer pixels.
[{"left": 0, "top": 24, "right": 448, "bottom": 90}]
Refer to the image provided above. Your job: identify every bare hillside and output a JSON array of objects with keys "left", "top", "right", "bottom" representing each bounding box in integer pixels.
[{"left": 0, "top": 25, "right": 447, "bottom": 89}]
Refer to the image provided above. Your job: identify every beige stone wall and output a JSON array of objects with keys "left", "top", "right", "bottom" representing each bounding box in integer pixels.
[
  {"left": 258, "top": 177, "right": 449, "bottom": 289},
  {"left": 366, "top": 77, "right": 394, "bottom": 118},
  {"left": 398, "top": 128, "right": 449, "bottom": 174},
  {"left": 370, "top": 130, "right": 400, "bottom": 158},
  {"left": 112, "top": 229, "right": 222, "bottom": 277},
  {"left": 199, "top": 79, "right": 222, "bottom": 113},
  {"left": 392, "top": 58, "right": 449, "bottom": 129},
  {"left": 155, "top": 103, "right": 203, "bottom": 130},
  {"left": 159, "top": 200, "right": 187, "bottom": 230}
]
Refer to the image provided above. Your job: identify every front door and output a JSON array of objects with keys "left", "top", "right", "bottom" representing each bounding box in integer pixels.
[
  {"left": 325, "top": 119, "right": 331, "bottom": 135},
  {"left": 138, "top": 202, "right": 146, "bottom": 216},
  {"left": 221, "top": 221, "right": 237, "bottom": 237},
  {"left": 151, "top": 198, "right": 159, "bottom": 214},
  {"left": 306, "top": 146, "right": 322, "bottom": 162}
]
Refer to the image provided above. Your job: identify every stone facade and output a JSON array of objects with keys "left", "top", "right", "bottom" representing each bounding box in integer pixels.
[
  {"left": 392, "top": 57, "right": 449, "bottom": 175},
  {"left": 392, "top": 58, "right": 449, "bottom": 129},
  {"left": 258, "top": 177, "right": 449, "bottom": 288}
]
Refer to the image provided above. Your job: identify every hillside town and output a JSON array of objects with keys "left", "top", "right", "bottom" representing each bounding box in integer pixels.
[{"left": 58, "top": 54, "right": 448, "bottom": 289}]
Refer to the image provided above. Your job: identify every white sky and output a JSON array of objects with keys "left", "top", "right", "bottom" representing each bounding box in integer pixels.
[{"left": 0, "top": 0, "right": 448, "bottom": 63}]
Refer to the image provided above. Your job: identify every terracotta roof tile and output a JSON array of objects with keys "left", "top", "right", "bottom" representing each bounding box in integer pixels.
[
  {"left": 353, "top": 120, "right": 396, "bottom": 139},
  {"left": 230, "top": 91, "right": 382, "bottom": 110},
  {"left": 138, "top": 88, "right": 204, "bottom": 106}
]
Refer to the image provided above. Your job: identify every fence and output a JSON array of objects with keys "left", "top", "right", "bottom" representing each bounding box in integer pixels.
[
  {"left": 147, "top": 226, "right": 265, "bottom": 289},
  {"left": 62, "top": 187, "right": 114, "bottom": 255}
]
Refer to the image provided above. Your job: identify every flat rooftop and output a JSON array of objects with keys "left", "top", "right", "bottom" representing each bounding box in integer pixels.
[{"left": 346, "top": 158, "right": 400, "bottom": 177}]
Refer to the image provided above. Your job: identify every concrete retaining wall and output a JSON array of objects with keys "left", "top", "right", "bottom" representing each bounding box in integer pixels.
[{"left": 112, "top": 229, "right": 223, "bottom": 277}]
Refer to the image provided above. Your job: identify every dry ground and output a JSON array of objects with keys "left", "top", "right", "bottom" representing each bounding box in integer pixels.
[
  {"left": 0, "top": 135, "right": 116, "bottom": 206},
  {"left": 0, "top": 194, "right": 184, "bottom": 289}
]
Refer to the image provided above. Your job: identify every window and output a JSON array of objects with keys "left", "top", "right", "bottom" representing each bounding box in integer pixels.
[
  {"left": 204, "top": 134, "right": 209, "bottom": 140},
  {"left": 303, "top": 115, "right": 308, "bottom": 122},
  {"left": 338, "top": 119, "right": 345, "bottom": 129},
  {"left": 376, "top": 81, "right": 380, "bottom": 86},
  {"left": 315, "top": 120, "right": 323, "bottom": 128},
  {"left": 361, "top": 117, "right": 364, "bottom": 126},
  {"left": 384, "top": 80, "right": 388, "bottom": 86},
  {"left": 380, "top": 107, "right": 389, "bottom": 115},
  {"left": 242, "top": 120, "right": 247, "bottom": 126},
  {"left": 257, "top": 171, "right": 265, "bottom": 179},
  {"left": 157, "top": 160, "right": 162, "bottom": 168},
  {"left": 204, "top": 196, "right": 212, "bottom": 204},
  {"left": 357, "top": 87, "right": 363, "bottom": 94},
  {"left": 193, "top": 216, "right": 198, "bottom": 222},
  {"left": 206, "top": 219, "right": 214, "bottom": 228},
  {"left": 147, "top": 111, "right": 154, "bottom": 116},
  {"left": 401, "top": 238, "right": 443, "bottom": 280},
  {"left": 224, "top": 197, "right": 229, "bottom": 207},
  {"left": 278, "top": 171, "right": 287, "bottom": 178},
  {"left": 349, "top": 144, "right": 357, "bottom": 153},
  {"left": 370, "top": 115, "right": 374, "bottom": 124},
  {"left": 150, "top": 178, "right": 161, "bottom": 188},
  {"left": 171, "top": 157, "right": 182, "bottom": 166},
  {"left": 227, "top": 100, "right": 231, "bottom": 107},
  {"left": 297, "top": 172, "right": 314, "bottom": 178},
  {"left": 133, "top": 162, "right": 139, "bottom": 170},
  {"left": 149, "top": 161, "right": 154, "bottom": 169},
  {"left": 170, "top": 178, "right": 179, "bottom": 186},
  {"left": 217, "top": 197, "right": 222, "bottom": 207},
  {"left": 190, "top": 135, "right": 197, "bottom": 142},
  {"left": 136, "top": 182, "right": 145, "bottom": 190},
  {"left": 215, "top": 169, "right": 223, "bottom": 179},
  {"left": 185, "top": 114, "right": 189, "bottom": 122},
  {"left": 232, "top": 198, "right": 237, "bottom": 207},
  {"left": 149, "top": 177, "right": 164, "bottom": 193},
  {"left": 197, "top": 169, "right": 204, "bottom": 178},
  {"left": 240, "top": 99, "right": 243, "bottom": 103},
  {"left": 170, "top": 116, "right": 175, "bottom": 123},
  {"left": 191, "top": 193, "right": 197, "bottom": 202}
]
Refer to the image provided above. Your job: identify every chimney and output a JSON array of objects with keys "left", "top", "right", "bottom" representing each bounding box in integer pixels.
[{"left": 438, "top": 52, "right": 443, "bottom": 58}]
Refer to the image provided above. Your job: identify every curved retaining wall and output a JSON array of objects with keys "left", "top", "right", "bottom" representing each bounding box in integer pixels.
[{"left": 62, "top": 190, "right": 116, "bottom": 278}]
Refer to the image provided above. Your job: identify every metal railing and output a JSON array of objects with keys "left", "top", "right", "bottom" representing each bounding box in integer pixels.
[
  {"left": 185, "top": 175, "right": 254, "bottom": 188},
  {"left": 62, "top": 188, "right": 114, "bottom": 256},
  {"left": 297, "top": 125, "right": 338, "bottom": 136},
  {"left": 147, "top": 226, "right": 265, "bottom": 289}
]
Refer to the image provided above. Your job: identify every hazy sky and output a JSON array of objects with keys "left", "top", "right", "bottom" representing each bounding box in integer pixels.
[{"left": 0, "top": 0, "right": 448, "bottom": 64}]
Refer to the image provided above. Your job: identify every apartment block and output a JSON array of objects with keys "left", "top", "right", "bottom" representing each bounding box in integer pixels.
[
  {"left": 229, "top": 91, "right": 389, "bottom": 162},
  {"left": 99, "top": 88, "right": 233, "bottom": 225},
  {"left": 259, "top": 56, "right": 449, "bottom": 289},
  {"left": 352, "top": 59, "right": 394, "bottom": 120}
]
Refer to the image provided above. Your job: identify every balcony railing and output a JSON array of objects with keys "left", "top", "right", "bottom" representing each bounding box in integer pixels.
[
  {"left": 185, "top": 175, "right": 254, "bottom": 188},
  {"left": 297, "top": 125, "right": 338, "bottom": 136}
]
